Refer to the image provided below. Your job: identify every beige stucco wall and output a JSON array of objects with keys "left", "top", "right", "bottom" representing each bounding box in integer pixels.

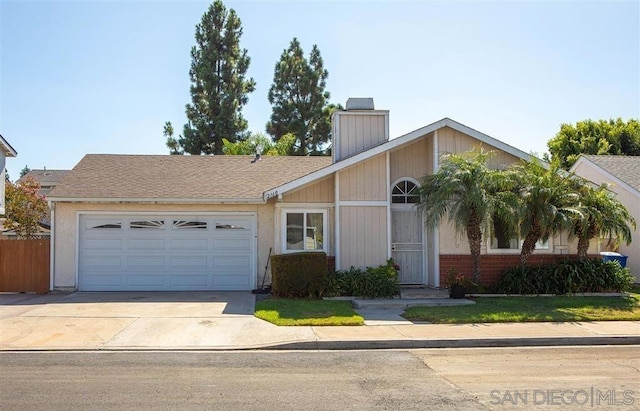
[
  {"left": 572, "top": 161, "right": 640, "bottom": 281},
  {"left": 339, "top": 206, "right": 387, "bottom": 269},
  {"left": 52, "top": 202, "right": 276, "bottom": 290},
  {"left": 339, "top": 153, "right": 387, "bottom": 201}
]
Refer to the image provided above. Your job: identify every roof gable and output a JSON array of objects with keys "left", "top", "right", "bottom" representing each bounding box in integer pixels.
[
  {"left": 264, "top": 118, "right": 534, "bottom": 200},
  {"left": 571, "top": 155, "right": 640, "bottom": 196},
  {"left": 49, "top": 154, "right": 331, "bottom": 202},
  {"left": 0, "top": 134, "right": 17, "bottom": 157}
]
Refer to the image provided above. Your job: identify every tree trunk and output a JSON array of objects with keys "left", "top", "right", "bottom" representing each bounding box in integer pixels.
[
  {"left": 466, "top": 211, "right": 482, "bottom": 284},
  {"left": 520, "top": 224, "right": 541, "bottom": 266},
  {"left": 577, "top": 237, "right": 590, "bottom": 259}
]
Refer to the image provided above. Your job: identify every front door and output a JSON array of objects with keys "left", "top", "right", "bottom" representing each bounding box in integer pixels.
[{"left": 391, "top": 208, "right": 425, "bottom": 284}]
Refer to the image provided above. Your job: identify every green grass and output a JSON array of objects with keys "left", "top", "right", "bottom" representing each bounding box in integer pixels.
[
  {"left": 255, "top": 299, "right": 364, "bottom": 326},
  {"left": 403, "top": 293, "right": 640, "bottom": 324}
]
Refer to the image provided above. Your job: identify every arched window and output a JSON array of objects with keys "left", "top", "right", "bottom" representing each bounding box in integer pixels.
[{"left": 391, "top": 180, "right": 419, "bottom": 204}]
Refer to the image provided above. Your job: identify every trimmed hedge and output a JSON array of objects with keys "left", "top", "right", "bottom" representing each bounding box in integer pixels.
[
  {"left": 324, "top": 259, "right": 400, "bottom": 299},
  {"left": 495, "top": 258, "right": 634, "bottom": 295},
  {"left": 270, "top": 252, "right": 328, "bottom": 298}
]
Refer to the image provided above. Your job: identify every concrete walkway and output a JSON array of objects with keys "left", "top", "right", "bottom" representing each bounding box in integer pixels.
[{"left": 1, "top": 292, "right": 639, "bottom": 351}]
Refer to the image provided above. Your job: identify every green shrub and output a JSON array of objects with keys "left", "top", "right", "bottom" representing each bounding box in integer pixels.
[
  {"left": 496, "top": 258, "right": 634, "bottom": 295},
  {"left": 270, "top": 252, "right": 328, "bottom": 298},
  {"left": 324, "top": 259, "right": 400, "bottom": 298}
]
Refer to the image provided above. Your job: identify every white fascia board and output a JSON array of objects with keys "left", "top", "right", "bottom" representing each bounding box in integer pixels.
[
  {"left": 264, "top": 117, "right": 537, "bottom": 201},
  {"left": 0, "top": 135, "right": 17, "bottom": 157},
  {"left": 571, "top": 156, "right": 640, "bottom": 198},
  {"left": 48, "top": 197, "right": 266, "bottom": 204}
]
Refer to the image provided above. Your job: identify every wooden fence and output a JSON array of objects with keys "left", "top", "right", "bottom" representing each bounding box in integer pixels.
[{"left": 0, "top": 239, "right": 50, "bottom": 294}]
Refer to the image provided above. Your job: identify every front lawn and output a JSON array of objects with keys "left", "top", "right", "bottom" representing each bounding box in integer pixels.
[
  {"left": 255, "top": 299, "right": 364, "bottom": 326},
  {"left": 403, "top": 294, "right": 640, "bottom": 323}
]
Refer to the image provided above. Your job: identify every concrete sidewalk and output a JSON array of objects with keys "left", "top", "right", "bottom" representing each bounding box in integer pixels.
[{"left": 1, "top": 292, "right": 639, "bottom": 351}]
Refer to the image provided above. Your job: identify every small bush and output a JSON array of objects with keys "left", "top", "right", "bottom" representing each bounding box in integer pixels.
[
  {"left": 496, "top": 258, "right": 634, "bottom": 295},
  {"left": 271, "top": 252, "right": 328, "bottom": 298},
  {"left": 324, "top": 259, "right": 400, "bottom": 298}
]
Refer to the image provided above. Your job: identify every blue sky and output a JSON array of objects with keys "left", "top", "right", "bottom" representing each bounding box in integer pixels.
[{"left": 1, "top": 0, "right": 638, "bottom": 180}]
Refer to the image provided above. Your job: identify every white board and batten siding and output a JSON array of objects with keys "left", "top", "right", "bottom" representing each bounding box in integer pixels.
[
  {"left": 333, "top": 110, "right": 389, "bottom": 162},
  {"left": 78, "top": 214, "right": 256, "bottom": 291}
]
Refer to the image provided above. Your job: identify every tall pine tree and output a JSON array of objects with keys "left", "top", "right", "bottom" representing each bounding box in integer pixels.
[
  {"left": 267, "top": 38, "right": 335, "bottom": 155},
  {"left": 166, "top": 1, "right": 255, "bottom": 155}
]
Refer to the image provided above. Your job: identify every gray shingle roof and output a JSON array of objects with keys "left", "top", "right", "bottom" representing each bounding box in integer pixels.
[
  {"left": 18, "top": 169, "right": 70, "bottom": 185},
  {"left": 48, "top": 154, "right": 332, "bottom": 201},
  {"left": 583, "top": 155, "right": 640, "bottom": 192}
]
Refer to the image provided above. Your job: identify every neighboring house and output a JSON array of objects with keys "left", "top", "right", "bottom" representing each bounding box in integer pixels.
[
  {"left": 1, "top": 169, "right": 69, "bottom": 239},
  {"left": 48, "top": 98, "right": 580, "bottom": 292},
  {"left": 1, "top": 134, "right": 18, "bottom": 215},
  {"left": 18, "top": 169, "right": 70, "bottom": 197},
  {"left": 571, "top": 155, "right": 640, "bottom": 281}
]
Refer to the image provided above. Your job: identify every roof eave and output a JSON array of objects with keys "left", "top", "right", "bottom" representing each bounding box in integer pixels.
[
  {"left": 0, "top": 134, "right": 17, "bottom": 157},
  {"left": 48, "top": 196, "right": 267, "bottom": 204},
  {"left": 264, "top": 117, "right": 537, "bottom": 200},
  {"left": 571, "top": 155, "right": 640, "bottom": 197}
]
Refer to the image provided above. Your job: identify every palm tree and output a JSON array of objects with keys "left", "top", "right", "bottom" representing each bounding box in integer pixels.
[
  {"left": 417, "top": 150, "right": 508, "bottom": 284},
  {"left": 510, "top": 160, "right": 581, "bottom": 265},
  {"left": 569, "top": 181, "right": 636, "bottom": 258}
]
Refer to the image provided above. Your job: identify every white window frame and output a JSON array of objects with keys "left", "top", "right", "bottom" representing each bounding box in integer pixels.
[
  {"left": 280, "top": 208, "right": 328, "bottom": 253},
  {"left": 487, "top": 232, "right": 551, "bottom": 254}
]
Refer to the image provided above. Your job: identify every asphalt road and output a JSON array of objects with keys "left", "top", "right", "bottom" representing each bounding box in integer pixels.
[{"left": 0, "top": 347, "right": 638, "bottom": 411}]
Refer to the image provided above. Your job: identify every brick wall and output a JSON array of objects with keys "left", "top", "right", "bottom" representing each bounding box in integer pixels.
[{"left": 439, "top": 254, "right": 597, "bottom": 286}]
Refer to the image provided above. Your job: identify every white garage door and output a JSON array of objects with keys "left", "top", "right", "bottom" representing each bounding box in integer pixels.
[{"left": 78, "top": 214, "right": 256, "bottom": 291}]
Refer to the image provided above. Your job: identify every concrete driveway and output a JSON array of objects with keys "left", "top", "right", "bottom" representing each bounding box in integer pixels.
[{"left": 0, "top": 292, "right": 315, "bottom": 350}]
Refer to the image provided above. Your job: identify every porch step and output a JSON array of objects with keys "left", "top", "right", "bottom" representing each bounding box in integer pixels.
[
  {"left": 352, "top": 298, "right": 475, "bottom": 310},
  {"left": 400, "top": 288, "right": 450, "bottom": 299}
]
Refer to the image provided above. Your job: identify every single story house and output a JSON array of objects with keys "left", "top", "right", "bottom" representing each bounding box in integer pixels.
[
  {"left": 0, "top": 134, "right": 18, "bottom": 215},
  {"left": 48, "top": 98, "right": 581, "bottom": 292},
  {"left": 571, "top": 155, "right": 640, "bottom": 281}
]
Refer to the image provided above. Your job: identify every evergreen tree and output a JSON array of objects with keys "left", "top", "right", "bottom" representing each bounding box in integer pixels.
[
  {"left": 267, "top": 38, "right": 334, "bottom": 155},
  {"left": 167, "top": 0, "right": 255, "bottom": 155},
  {"left": 19, "top": 165, "right": 31, "bottom": 178}
]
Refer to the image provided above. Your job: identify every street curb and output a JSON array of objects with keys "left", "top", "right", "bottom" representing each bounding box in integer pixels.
[
  {"left": 261, "top": 335, "right": 640, "bottom": 350},
  {"left": 2, "top": 336, "right": 639, "bottom": 352}
]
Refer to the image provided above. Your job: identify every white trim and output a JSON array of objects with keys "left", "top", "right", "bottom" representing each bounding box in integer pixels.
[
  {"left": 335, "top": 171, "right": 340, "bottom": 270},
  {"left": 264, "top": 117, "right": 536, "bottom": 201},
  {"left": 275, "top": 202, "right": 334, "bottom": 209},
  {"left": 339, "top": 201, "right": 388, "bottom": 207},
  {"left": 75, "top": 210, "right": 258, "bottom": 216},
  {"left": 280, "top": 208, "right": 329, "bottom": 254},
  {"left": 49, "top": 201, "right": 55, "bottom": 291},
  {"left": 571, "top": 156, "right": 640, "bottom": 198},
  {"left": 433, "top": 130, "right": 440, "bottom": 288},
  {"left": 386, "top": 151, "right": 392, "bottom": 260},
  {"left": 0, "top": 134, "right": 17, "bottom": 157},
  {"left": 49, "top": 197, "right": 266, "bottom": 204}
]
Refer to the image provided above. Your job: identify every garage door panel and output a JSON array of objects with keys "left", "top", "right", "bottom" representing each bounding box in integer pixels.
[
  {"left": 79, "top": 214, "right": 255, "bottom": 291},
  {"left": 82, "top": 275, "right": 123, "bottom": 287},
  {"left": 81, "top": 256, "right": 124, "bottom": 270},
  {"left": 127, "top": 256, "right": 166, "bottom": 269},
  {"left": 170, "top": 238, "right": 209, "bottom": 250},
  {"left": 128, "top": 239, "right": 166, "bottom": 250},
  {"left": 213, "top": 238, "right": 252, "bottom": 250},
  {"left": 83, "top": 239, "right": 123, "bottom": 250},
  {"left": 170, "top": 275, "right": 209, "bottom": 286},
  {"left": 126, "top": 274, "right": 166, "bottom": 287}
]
